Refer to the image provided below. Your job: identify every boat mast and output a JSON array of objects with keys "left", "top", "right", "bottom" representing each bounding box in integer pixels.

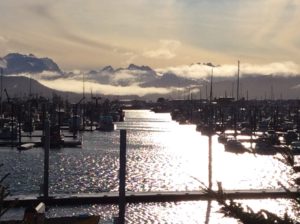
[
  {"left": 210, "top": 67, "right": 213, "bottom": 102},
  {"left": 270, "top": 75, "right": 274, "bottom": 100},
  {"left": 29, "top": 74, "right": 32, "bottom": 99},
  {"left": 82, "top": 71, "right": 85, "bottom": 99},
  {"left": 82, "top": 71, "right": 86, "bottom": 129},
  {"left": 236, "top": 60, "right": 240, "bottom": 101},
  {"left": 199, "top": 86, "right": 202, "bottom": 100}
]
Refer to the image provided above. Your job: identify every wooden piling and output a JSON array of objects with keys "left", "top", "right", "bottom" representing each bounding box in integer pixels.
[{"left": 43, "top": 119, "right": 50, "bottom": 199}]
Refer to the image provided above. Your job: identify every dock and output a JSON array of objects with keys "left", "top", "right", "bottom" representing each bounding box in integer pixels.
[
  {"left": 0, "top": 140, "right": 81, "bottom": 148},
  {"left": 4, "top": 189, "right": 300, "bottom": 207}
]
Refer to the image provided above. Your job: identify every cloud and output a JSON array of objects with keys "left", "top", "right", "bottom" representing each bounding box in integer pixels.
[
  {"left": 156, "top": 61, "right": 300, "bottom": 80},
  {"left": 0, "top": 58, "right": 7, "bottom": 68},
  {"left": 22, "top": 2, "right": 136, "bottom": 55},
  {"left": 241, "top": 61, "right": 299, "bottom": 75},
  {"left": 234, "top": 0, "right": 300, "bottom": 55},
  {"left": 143, "top": 39, "right": 181, "bottom": 59},
  {"left": 15, "top": 69, "right": 167, "bottom": 97},
  {"left": 0, "top": 35, "right": 8, "bottom": 43},
  {"left": 110, "top": 70, "right": 138, "bottom": 85},
  {"left": 38, "top": 78, "right": 172, "bottom": 96},
  {"left": 8, "top": 71, "right": 62, "bottom": 80},
  {"left": 122, "top": 52, "right": 137, "bottom": 66},
  {"left": 2, "top": 1, "right": 299, "bottom": 69}
]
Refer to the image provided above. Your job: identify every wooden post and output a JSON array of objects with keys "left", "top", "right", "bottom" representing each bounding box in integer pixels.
[
  {"left": 119, "top": 130, "right": 127, "bottom": 224},
  {"left": 208, "top": 134, "right": 212, "bottom": 190},
  {"left": 58, "top": 103, "right": 61, "bottom": 130},
  {"left": 208, "top": 102, "right": 213, "bottom": 190},
  {"left": 43, "top": 119, "right": 50, "bottom": 199}
]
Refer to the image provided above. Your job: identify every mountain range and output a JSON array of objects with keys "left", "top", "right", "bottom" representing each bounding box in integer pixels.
[
  {"left": 0, "top": 53, "right": 299, "bottom": 100},
  {"left": 1, "top": 53, "right": 61, "bottom": 74}
]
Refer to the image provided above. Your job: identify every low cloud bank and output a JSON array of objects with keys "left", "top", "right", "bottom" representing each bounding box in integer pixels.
[
  {"left": 156, "top": 61, "right": 299, "bottom": 80},
  {"left": 38, "top": 78, "right": 172, "bottom": 96}
]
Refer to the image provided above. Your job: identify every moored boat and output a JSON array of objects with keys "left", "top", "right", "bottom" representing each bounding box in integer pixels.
[
  {"left": 17, "top": 143, "right": 35, "bottom": 151},
  {"left": 254, "top": 138, "right": 277, "bottom": 155},
  {"left": 0, "top": 122, "right": 18, "bottom": 140},
  {"left": 290, "top": 141, "right": 300, "bottom": 155},
  {"left": 41, "top": 125, "right": 64, "bottom": 148},
  {"left": 224, "top": 139, "right": 248, "bottom": 153}
]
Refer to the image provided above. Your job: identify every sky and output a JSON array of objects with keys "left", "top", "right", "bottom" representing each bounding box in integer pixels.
[{"left": 0, "top": 0, "right": 300, "bottom": 71}]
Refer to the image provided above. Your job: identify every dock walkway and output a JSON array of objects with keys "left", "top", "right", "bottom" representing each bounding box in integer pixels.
[{"left": 4, "top": 188, "right": 300, "bottom": 207}]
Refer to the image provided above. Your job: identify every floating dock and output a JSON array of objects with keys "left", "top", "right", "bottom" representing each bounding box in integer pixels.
[{"left": 0, "top": 139, "right": 81, "bottom": 149}]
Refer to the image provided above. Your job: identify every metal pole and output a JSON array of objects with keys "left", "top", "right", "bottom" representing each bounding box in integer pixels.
[
  {"left": 119, "top": 129, "right": 127, "bottom": 224},
  {"left": 43, "top": 119, "right": 50, "bottom": 199}
]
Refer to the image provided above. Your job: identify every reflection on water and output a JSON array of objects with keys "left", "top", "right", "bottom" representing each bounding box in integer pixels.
[
  {"left": 0, "top": 109, "right": 299, "bottom": 222},
  {"left": 45, "top": 199, "right": 299, "bottom": 223}
]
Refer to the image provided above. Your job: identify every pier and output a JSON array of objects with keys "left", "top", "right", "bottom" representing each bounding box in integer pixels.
[{"left": 4, "top": 189, "right": 300, "bottom": 207}]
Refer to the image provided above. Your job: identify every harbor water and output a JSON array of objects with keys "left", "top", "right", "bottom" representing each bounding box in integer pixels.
[{"left": 1, "top": 110, "right": 300, "bottom": 223}]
